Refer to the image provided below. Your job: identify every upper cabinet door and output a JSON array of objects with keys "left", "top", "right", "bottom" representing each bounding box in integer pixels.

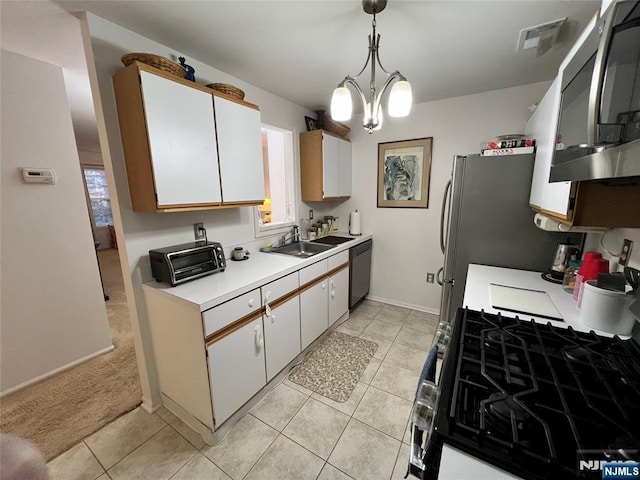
[
  {"left": 322, "top": 133, "right": 340, "bottom": 198},
  {"left": 140, "top": 71, "right": 222, "bottom": 206},
  {"left": 214, "top": 96, "right": 265, "bottom": 203},
  {"left": 525, "top": 78, "right": 572, "bottom": 217},
  {"left": 339, "top": 139, "right": 352, "bottom": 197}
]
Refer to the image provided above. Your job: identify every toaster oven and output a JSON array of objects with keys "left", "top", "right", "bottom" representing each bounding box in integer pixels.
[{"left": 149, "top": 241, "right": 225, "bottom": 286}]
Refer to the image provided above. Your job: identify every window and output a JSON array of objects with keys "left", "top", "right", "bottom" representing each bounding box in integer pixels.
[
  {"left": 254, "top": 124, "right": 296, "bottom": 237},
  {"left": 82, "top": 166, "right": 113, "bottom": 227}
]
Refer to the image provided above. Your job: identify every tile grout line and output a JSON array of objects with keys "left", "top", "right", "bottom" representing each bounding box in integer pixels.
[
  {"left": 83, "top": 440, "right": 109, "bottom": 476},
  {"left": 101, "top": 424, "right": 177, "bottom": 478}
]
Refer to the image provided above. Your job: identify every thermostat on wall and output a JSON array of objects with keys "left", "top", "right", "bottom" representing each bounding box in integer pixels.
[{"left": 21, "top": 167, "right": 56, "bottom": 184}]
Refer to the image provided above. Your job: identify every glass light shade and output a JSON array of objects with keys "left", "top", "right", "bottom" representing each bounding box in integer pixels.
[
  {"left": 330, "top": 86, "right": 353, "bottom": 122},
  {"left": 388, "top": 80, "right": 413, "bottom": 117}
]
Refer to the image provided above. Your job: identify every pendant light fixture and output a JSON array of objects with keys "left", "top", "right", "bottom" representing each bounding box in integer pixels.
[{"left": 330, "top": 0, "right": 412, "bottom": 133}]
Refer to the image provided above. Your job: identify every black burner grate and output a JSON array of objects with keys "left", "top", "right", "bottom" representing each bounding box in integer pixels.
[{"left": 426, "top": 309, "right": 640, "bottom": 480}]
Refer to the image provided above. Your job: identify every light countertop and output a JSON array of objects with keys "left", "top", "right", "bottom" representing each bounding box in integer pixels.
[
  {"left": 142, "top": 232, "right": 372, "bottom": 312},
  {"left": 463, "top": 263, "right": 631, "bottom": 337}
]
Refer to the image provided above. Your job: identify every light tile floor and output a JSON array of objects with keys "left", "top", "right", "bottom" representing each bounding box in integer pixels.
[{"left": 46, "top": 300, "right": 438, "bottom": 480}]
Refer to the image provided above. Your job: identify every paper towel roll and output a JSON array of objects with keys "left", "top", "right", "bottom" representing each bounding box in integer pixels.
[{"left": 349, "top": 210, "right": 362, "bottom": 235}]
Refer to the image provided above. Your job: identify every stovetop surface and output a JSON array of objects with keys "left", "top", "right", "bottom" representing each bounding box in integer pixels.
[{"left": 428, "top": 309, "right": 640, "bottom": 480}]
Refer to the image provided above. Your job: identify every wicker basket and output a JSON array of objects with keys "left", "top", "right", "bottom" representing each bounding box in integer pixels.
[
  {"left": 318, "top": 111, "right": 350, "bottom": 138},
  {"left": 206, "top": 83, "right": 246, "bottom": 100},
  {"left": 121, "top": 53, "right": 186, "bottom": 78}
]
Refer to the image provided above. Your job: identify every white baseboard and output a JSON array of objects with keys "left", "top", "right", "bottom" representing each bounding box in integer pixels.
[
  {"left": 141, "top": 393, "right": 163, "bottom": 414},
  {"left": 0, "top": 344, "right": 115, "bottom": 398},
  {"left": 364, "top": 295, "right": 440, "bottom": 316}
]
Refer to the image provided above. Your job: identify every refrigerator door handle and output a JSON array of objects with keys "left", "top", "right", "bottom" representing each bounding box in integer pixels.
[
  {"left": 436, "top": 267, "right": 444, "bottom": 286},
  {"left": 440, "top": 179, "right": 452, "bottom": 254}
]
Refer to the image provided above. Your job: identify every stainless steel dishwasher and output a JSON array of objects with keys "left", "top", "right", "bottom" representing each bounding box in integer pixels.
[{"left": 349, "top": 239, "right": 372, "bottom": 308}]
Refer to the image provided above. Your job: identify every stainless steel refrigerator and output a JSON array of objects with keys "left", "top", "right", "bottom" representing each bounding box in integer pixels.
[{"left": 437, "top": 153, "right": 584, "bottom": 325}]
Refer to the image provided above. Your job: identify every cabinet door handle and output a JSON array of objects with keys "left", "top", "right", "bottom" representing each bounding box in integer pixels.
[
  {"left": 322, "top": 282, "right": 326, "bottom": 290},
  {"left": 271, "top": 313, "right": 276, "bottom": 323},
  {"left": 331, "top": 289, "right": 335, "bottom": 298},
  {"left": 248, "top": 298, "right": 255, "bottom": 308},
  {"left": 254, "top": 324, "right": 264, "bottom": 348},
  {"left": 265, "top": 303, "right": 272, "bottom": 318}
]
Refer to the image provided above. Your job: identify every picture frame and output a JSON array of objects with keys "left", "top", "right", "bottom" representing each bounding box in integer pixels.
[
  {"left": 377, "top": 137, "right": 433, "bottom": 208},
  {"left": 304, "top": 116, "right": 319, "bottom": 131}
]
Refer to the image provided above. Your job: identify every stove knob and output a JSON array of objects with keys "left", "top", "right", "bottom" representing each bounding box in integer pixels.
[
  {"left": 412, "top": 397, "right": 436, "bottom": 433},
  {"left": 413, "top": 379, "right": 438, "bottom": 433},
  {"left": 434, "top": 322, "right": 451, "bottom": 355},
  {"left": 416, "top": 380, "right": 438, "bottom": 403}
]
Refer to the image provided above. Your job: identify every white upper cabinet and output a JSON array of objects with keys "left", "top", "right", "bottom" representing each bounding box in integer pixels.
[
  {"left": 322, "top": 133, "right": 341, "bottom": 198},
  {"left": 300, "top": 130, "right": 352, "bottom": 201},
  {"left": 113, "top": 62, "right": 265, "bottom": 212},
  {"left": 525, "top": 77, "right": 572, "bottom": 217},
  {"left": 526, "top": 12, "right": 598, "bottom": 221},
  {"left": 339, "top": 139, "right": 352, "bottom": 197},
  {"left": 140, "top": 70, "right": 222, "bottom": 207},
  {"left": 214, "top": 96, "right": 265, "bottom": 203}
]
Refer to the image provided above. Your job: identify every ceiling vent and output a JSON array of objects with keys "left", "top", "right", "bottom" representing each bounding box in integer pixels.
[{"left": 516, "top": 17, "right": 567, "bottom": 56}]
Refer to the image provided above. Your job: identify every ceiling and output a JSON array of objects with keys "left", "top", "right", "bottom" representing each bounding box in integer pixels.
[{"left": 5, "top": 1, "right": 601, "bottom": 151}]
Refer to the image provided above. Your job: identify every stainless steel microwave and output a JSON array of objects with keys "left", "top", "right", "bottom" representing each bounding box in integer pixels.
[{"left": 550, "top": 1, "right": 640, "bottom": 182}]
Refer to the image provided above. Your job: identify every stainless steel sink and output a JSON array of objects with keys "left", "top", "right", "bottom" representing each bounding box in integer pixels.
[{"left": 269, "top": 241, "right": 336, "bottom": 258}]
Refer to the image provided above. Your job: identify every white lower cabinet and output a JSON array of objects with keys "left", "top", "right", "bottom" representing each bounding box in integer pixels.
[
  {"left": 263, "top": 296, "right": 301, "bottom": 381},
  {"left": 206, "top": 316, "right": 266, "bottom": 425},
  {"left": 329, "top": 266, "right": 349, "bottom": 326},
  {"left": 300, "top": 279, "right": 329, "bottom": 350},
  {"left": 143, "top": 245, "right": 360, "bottom": 444}
]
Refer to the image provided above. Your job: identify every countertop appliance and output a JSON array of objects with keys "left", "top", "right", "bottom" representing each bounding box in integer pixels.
[
  {"left": 149, "top": 241, "right": 225, "bottom": 286},
  {"left": 550, "top": 1, "right": 640, "bottom": 182},
  {"left": 550, "top": 241, "right": 581, "bottom": 280},
  {"left": 438, "top": 153, "right": 583, "bottom": 326},
  {"left": 409, "top": 307, "right": 640, "bottom": 480},
  {"left": 349, "top": 239, "right": 372, "bottom": 308}
]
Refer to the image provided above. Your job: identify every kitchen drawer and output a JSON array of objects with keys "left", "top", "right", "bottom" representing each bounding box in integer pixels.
[
  {"left": 299, "top": 259, "right": 328, "bottom": 286},
  {"left": 328, "top": 250, "right": 349, "bottom": 270},
  {"left": 262, "top": 272, "right": 298, "bottom": 305},
  {"left": 203, "top": 288, "right": 261, "bottom": 337}
]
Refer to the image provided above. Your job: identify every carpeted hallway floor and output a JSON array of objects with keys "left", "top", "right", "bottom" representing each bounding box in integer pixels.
[{"left": 0, "top": 248, "right": 142, "bottom": 461}]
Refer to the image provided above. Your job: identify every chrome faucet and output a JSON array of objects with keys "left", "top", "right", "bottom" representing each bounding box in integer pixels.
[{"left": 279, "top": 225, "right": 300, "bottom": 247}]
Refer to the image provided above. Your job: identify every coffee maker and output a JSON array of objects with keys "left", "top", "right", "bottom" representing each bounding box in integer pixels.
[{"left": 550, "top": 241, "right": 581, "bottom": 280}]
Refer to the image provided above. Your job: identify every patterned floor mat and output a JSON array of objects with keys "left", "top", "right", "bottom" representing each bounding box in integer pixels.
[{"left": 288, "top": 331, "right": 378, "bottom": 402}]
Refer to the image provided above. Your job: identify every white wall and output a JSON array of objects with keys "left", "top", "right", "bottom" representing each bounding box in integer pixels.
[
  {"left": 0, "top": 50, "right": 113, "bottom": 395},
  {"left": 585, "top": 228, "right": 640, "bottom": 270},
  {"left": 79, "top": 150, "right": 104, "bottom": 166},
  {"left": 82, "top": 13, "right": 316, "bottom": 408},
  {"left": 331, "top": 81, "right": 551, "bottom": 313}
]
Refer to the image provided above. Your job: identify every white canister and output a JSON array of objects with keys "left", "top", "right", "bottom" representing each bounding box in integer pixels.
[{"left": 578, "top": 280, "right": 636, "bottom": 335}]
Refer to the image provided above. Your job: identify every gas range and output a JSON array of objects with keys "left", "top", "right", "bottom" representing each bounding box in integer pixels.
[{"left": 409, "top": 308, "right": 640, "bottom": 479}]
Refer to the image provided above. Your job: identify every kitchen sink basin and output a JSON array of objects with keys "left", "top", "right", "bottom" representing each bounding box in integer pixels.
[
  {"left": 310, "top": 235, "right": 354, "bottom": 246},
  {"left": 269, "top": 241, "right": 336, "bottom": 258}
]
